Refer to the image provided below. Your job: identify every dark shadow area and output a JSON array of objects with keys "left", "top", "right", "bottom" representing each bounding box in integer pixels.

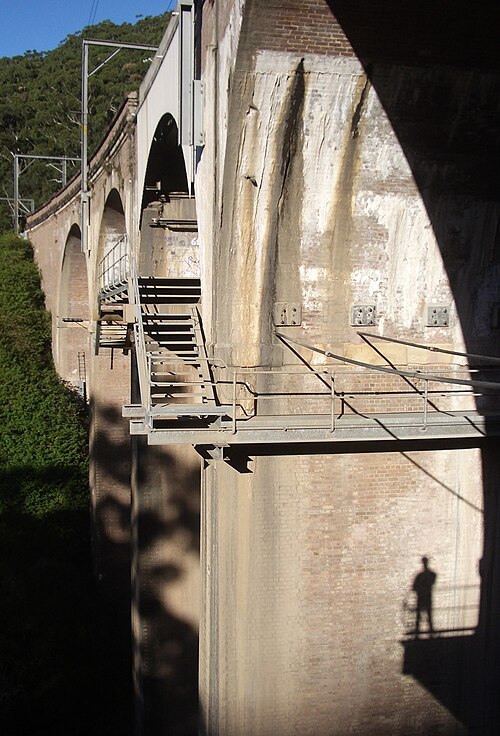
[
  {"left": 87, "top": 395, "right": 201, "bottom": 735},
  {"left": 89, "top": 397, "right": 133, "bottom": 736},
  {"left": 132, "top": 434, "right": 201, "bottom": 736},
  {"left": 402, "top": 635, "right": 483, "bottom": 731},
  {"left": 141, "top": 113, "right": 189, "bottom": 212},
  {"left": 225, "top": 435, "right": 496, "bottom": 458},
  {"left": 140, "top": 583, "right": 199, "bottom": 736},
  {"left": 0, "top": 469, "right": 100, "bottom": 736},
  {"left": 323, "top": 4, "right": 500, "bottom": 732}
]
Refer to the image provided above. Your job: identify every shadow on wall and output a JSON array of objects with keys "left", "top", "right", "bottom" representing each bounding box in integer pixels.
[
  {"left": 402, "top": 636, "right": 482, "bottom": 731},
  {"left": 89, "top": 397, "right": 133, "bottom": 736},
  {"left": 326, "top": 2, "right": 500, "bottom": 732},
  {"left": 401, "top": 557, "right": 485, "bottom": 731},
  {"left": 89, "top": 400, "right": 201, "bottom": 735},
  {"left": 133, "top": 437, "right": 201, "bottom": 736}
]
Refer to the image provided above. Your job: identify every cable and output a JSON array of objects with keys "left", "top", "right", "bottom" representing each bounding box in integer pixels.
[
  {"left": 275, "top": 332, "right": 500, "bottom": 390},
  {"left": 88, "top": 0, "right": 99, "bottom": 27}
]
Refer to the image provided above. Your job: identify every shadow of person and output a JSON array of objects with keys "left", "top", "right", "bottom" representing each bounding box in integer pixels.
[{"left": 413, "top": 556, "right": 437, "bottom": 638}]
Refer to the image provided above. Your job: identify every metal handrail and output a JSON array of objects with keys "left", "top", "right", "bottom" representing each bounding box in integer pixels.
[
  {"left": 127, "top": 311, "right": 499, "bottom": 434},
  {"left": 130, "top": 252, "right": 153, "bottom": 425},
  {"left": 208, "top": 361, "right": 489, "bottom": 435},
  {"left": 98, "top": 233, "right": 129, "bottom": 293}
]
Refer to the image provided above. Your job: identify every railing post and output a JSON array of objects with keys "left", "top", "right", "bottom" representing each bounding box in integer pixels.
[
  {"left": 147, "top": 352, "right": 152, "bottom": 406},
  {"left": 13, "top": 154, "right": 19, "bottom": 234},
  {"left": 81, "top": 41, "right": 89, "bottom": 253},
  {"left": 330, "top": 374, "right": 335, "bottom": 432},
  {"left": 232, "top": 372, "right": 237, "bottom": 435},
  {"left": 423, "top": 378, "right": 429, "bottom": 429}
]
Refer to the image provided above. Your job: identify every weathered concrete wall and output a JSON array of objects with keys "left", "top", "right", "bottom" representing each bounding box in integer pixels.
[
  {"left": 139, "top": 197, "right": 199, "bottom": 278},
  {"left": 197, "top": 1, "right": 500, "bottom": 734}
]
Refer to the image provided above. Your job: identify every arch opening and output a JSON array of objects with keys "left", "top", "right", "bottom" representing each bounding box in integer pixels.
[
  {"left": 98, "top": 189, "right": 126, "bottom": 256},
  {"left": 141, "top": 113, "right": 190, "bottom": 214},
  {"left": 57, "top": 224, "right": 89, "bottom": 391},
  {"left": 97, "top": 189, "right": 128, "bottom": 296},
  {"left": 139, "top": 113, "right": 199, "bottom": 280}
]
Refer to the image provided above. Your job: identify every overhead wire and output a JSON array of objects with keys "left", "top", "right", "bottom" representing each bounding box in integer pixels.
[{"left": 88, "top": 0, "right": 99, "bottom": 27}]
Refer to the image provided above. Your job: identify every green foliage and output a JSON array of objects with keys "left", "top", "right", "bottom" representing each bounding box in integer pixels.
[
  {"left": 0, "top": 233, "right": 101, "bottom": 733},
  {"left": 0, "top": 13, "right": 170, "bottom": 232},
  {"left": 0, "top": 233, "right": 87, "bottom": 489}
]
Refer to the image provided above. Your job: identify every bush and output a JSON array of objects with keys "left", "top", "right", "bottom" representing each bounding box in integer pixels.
[{"left": 0, "top": 233, "right": 98, "bottom": 735}]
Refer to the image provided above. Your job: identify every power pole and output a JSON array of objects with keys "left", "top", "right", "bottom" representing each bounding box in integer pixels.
[{"left": 12, "top": 153, "right": 81, "bottom": 234}]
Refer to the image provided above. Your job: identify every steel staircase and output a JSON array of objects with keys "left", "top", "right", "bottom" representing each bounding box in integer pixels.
[
  {"left": 95, "top": 307, "right": 130, "bottom": 351},
  {"left": 95, "top": 235, "right": 131, "bottom": 352},
  {"left": 125, "top": 267, "right": 229, "bottom": 432},
  {"left": 95, "top": 241, "right": 228, "bottom": 436},
  {"left": 135, "top": 277, "right": 220, "bottom": 416}
]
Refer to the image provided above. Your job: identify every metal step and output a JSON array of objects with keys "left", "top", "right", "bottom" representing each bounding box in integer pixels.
[
  {"left": 151, "top": 380, "right": 207, "bottom": 388},
  {"left": 138, "top": 277, "right": 201, "bottom": 286},
  {"left": 138, "top": 278, "right": 201, "bottom": 304},
  {"left": 97, "top": 322, "right": 129, "bottom": 349},
  {"left": 143, "top": 332, "right": 196, "bottom": 344},
  {"left": 122, "top": 403, "right": 230, "bottom": 419},
  {"left": 149, "top": 404, "right": 231, "bottom": 417}
]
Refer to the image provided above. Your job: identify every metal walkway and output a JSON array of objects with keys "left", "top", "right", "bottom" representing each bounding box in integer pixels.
[
  {"left": 125, "top": 409, "right": 500, "bottom": 447},
  {"left": 96, "top": 239, "right": 500, "bottom": 452}
]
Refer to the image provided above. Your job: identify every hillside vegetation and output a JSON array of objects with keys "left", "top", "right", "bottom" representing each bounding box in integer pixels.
[
  {"left": 0, "top": 15, "right": 167, "bottom": 728},
  {"left": 0, "top": 232, "right": 117, "bottom": 734},
  {"left": 0, "top": 13, "right": 170, "bottom": 232}
]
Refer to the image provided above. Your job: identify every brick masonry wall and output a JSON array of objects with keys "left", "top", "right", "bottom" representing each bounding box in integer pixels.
[
  {"left": 231, "top": 0, "right": 500, "bottom": 67},
  {"left": 204, "top": 447, "right": 483, "bottom": 736}
]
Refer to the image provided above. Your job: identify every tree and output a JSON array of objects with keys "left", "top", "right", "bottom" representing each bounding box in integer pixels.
[{"left": 0, "top": 13, "right": 170, "bottom": 232}]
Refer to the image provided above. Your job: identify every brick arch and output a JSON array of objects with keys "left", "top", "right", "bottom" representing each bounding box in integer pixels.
[
  {"left": 141, "top": 113, "right": 189, "bottom": 214},
  {"left": 95, "top": 189, "right": 128, "bottom": 305},
  {"left": 97, "top": 189, "right": 127, "bottom": 261},
  {"left": 138, "top": 113, "right": 199, "bottom": 281},
  {"left": 57, "top": 224, "right": 89, "bottom": 388}
]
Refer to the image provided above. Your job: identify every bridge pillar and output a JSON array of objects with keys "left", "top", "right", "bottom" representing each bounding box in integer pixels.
[
  {"left": 131, "top": 433, "right": 201, "bottom": 735},
  {"left": 199, "top": 448, "right": 484, "bottom": 736},
  {"left": 88, "top": 348, "right": 133, "bottom": 730}
]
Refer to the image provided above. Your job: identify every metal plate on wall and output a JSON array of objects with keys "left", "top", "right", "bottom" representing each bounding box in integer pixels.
[
  {"left": 273, "top": 302, "right": 302, "bottom": 326},
  {"left": 351, "top": 305, "right": 376, "bottom": 326},
  {"left": 427, "top": 306, "right": 449, "bottom": 327}
]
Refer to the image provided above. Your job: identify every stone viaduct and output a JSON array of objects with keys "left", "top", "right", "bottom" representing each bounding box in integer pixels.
[{"left": 26, "top": 2, "right": 500, "bottom": 735}]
